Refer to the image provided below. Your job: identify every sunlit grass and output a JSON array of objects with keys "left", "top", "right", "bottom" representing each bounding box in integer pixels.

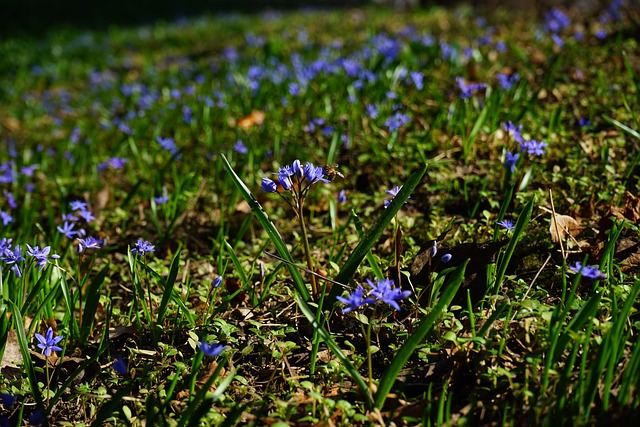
[{"left": 0, "top": 3, "right": 639, "bottom": 425}]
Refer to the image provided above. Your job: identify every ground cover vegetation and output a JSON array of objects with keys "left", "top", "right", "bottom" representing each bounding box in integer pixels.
[{"left": 0, "top": 2, "right": 639, "bottom": 425}]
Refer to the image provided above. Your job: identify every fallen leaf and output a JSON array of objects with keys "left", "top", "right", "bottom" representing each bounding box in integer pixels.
[
  {"left": 549, "top": 213, "right": 584, "bottom": 243},
  {"left": 232, "top": 110, "right": 266, "bottom": 129}
]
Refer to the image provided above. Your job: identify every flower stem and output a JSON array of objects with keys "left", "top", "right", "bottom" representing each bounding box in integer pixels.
[{"left": 297, "top": 197, "right": 318, "bottom": 299}]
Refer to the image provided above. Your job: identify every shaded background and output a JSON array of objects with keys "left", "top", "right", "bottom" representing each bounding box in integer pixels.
[{"left": 0, "top": 0, "right": 632, "bottom": 37}]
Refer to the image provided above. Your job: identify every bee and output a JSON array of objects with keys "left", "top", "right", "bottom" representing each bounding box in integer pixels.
[{"left": 321, "top": 164, "right": 344, "bottom": 181}]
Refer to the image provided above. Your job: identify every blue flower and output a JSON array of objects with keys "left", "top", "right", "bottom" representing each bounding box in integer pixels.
[
  {"left": 384, "top": 185, "right": 408, "bottom": 208},
  {"left": 113, "top": 357, "right": 127, "bottom": 376},
  {"left": 520, "top": 139, "right": 548, "bottom": 156},
  {"left": 26, "top": 245, "right": 60, "bottom": 270},
  {"left": 200, "top": 342, "right": 226, "bottom": 358},
  {"left": 57, "top": 221, "right": 78, "bottom": 239},
  {"left": 77, "top": 236, "right": 103, "bottom": 253},
  {"left": 456, "top": 77, "right": 486, "bottom": 99},
  {"left": 504, "top": 152, "right": 519, "bottom": 173},
  {"left": 384, "top": 112, "right": 411, "bottom": 132},
  {"left": 2, "top": 245, "right": 25, "bottom": 277},
  {"left": 233, "top": 140, "right": 248, "bottom": 154},
  {"left": 569, "top": 262, "right": 606, "bottom": 279},
  {"left": 213, "top": 276, "right": 223, "bottom": 288},
  {"left": 0, "top": 211, "right": 12, "bottom": 226},
  {"left": 367, "top": 278, "right": 411, "bottom": 311},
  {"left": 70, "top": 200, "right": 88, "bottom": 211},
  {"left": 336, "top": 284, "right": 376, "bottom": 313},
  {"left": 441, "top": 253, "right": 452, "bottom": 263},
  {"left": 0, "top": 393, "right": 15, "bottom": 408},
  {"left": 35, "top": 327, "right": 63, "bottom": 356},
  {"left": 131, "top": 239, "right": 155, "bottom": 256},
  {"left": 261, "top": 177, "right": 277, "bottom": 193},
  {"left": 338, "top": 190, "right": 347, "bottom": 204},
  {"left": 497, "top": 219, "right": 516, "bottom": 230},
  {"left": 496, "top": 73, "right": 519, "bottom": 90}
]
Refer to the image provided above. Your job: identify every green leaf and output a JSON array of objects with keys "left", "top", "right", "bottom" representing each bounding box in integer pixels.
[
  {"left": 329, "top": 163, "right": 428, "bottom": 304},
  {"left": 221, "top": 154, "right": 310, "bottom": 301},
  {"left": 490, "top": 195, "right": 535, "bottom": 295},
  {"left": 157, "top": 250, "right": 181, "bottom": 326},
  {"left": 80, "top": 265, "right": 109, "bottom": 341},
  {"left": 295, "top": 292, "right": 374, "bottom": 407},
  {"left": 374, "top": 260, "right": 467, "bottom": 409},
  {"left": 6, "top": 300, "right": 44, "bottom": 408}
]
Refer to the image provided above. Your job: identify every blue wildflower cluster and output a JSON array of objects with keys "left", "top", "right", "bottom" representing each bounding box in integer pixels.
[
  {"left": 502, "top": 121, "right": 548, "bottom": 173},
  {"left": 337, "top": 278, "right": 412, "bottom": 314},
  {"left": 456, "top": 77, "right": 487, "bottom": 99},
  {"left": 569, "top": 262, "right": 607, "bottom": 280},
  {"left": 56, "top": 200, "right": 105, "bottom": 253},
  {"left": 261, "top": 159, "right": 331, "bottom": 196},
  {"left": 0, "top": 238, "right": 59, "bottom": 277}
]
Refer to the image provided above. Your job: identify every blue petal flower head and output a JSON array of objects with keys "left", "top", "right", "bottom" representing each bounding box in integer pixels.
[
  {"left": 384, "top": 112, "right": 411, "bottom": 132},
  {"left": 497, "top": 219, "right": 516, "bottom": 230},
  {"left": 77, "top": 236, "right": 103, "bottom": 253},
  {"left": 569, "top": 262, "right": 606, "bottom": 279},
  {"left": 365, "top": 104, "right": 379, "bottom": 119},
  {"left": 520, "top": 139, "right": 548, "bottom": 156},
  {"left": 497, "top": 73, "right": 519, "bottom": 90},
  {"left": 336, "top": 284, "right": 376, "bottom": 313},
  {"left": 0, "top": 211, "right": 12, "bottom": 226},
  {"left": 78, "top": 209, "right": 95, "bottom": 223},
  {"left": 367, "top": 278, "right": 411, "bottom": 311},
  {"left": 155, "top": 194, "right": 169, "bottom": 205},
  {"left": 503, "top": 121, "right": 524, "bottom": 144},
  {"left": 131, "top": 239, "right": 155, "bottom": 256},
  {"left": 2, "top": 245, "right": 25, "bottom": 277},
  {"left": 543, "top": 8, "right": 570, "bottom": 34},
  {"left": 200, "top": 342, "right": 226, "bottom": 358},
  {"left": 291, "top": 159, "right": 304, "bottom": 177},
  {"left": 338, "top": 190, "right": 347, "bottom": 204},
  {"left": 456, "top": 77, "right": 487, "bottom": 99},
  {"left": 0, "top": 393, "right": 15, "bottom": 408},
  {"left": 35, "top": 327, "right": 63, "bottom": 356},
  {"left": 70, "top": 200, "right": 88, "bottom": 211},
  {"left": 261, "top": 177, "right": 277, "bottom": 193},
  {"left": 278, "top": 174, "right": 293, "bottom": 190},
  {"left": 441, "top": 253, "right": 452, "bottom": 263},
  {"left": 504, "top": 152, "right": 519, "bottom": 173},
  {"left": 57, "top": 221, "right": 78, "bottom": 239},
  {"left": 28, "top": 407, "right": 46, "bottom": 426},
  {"left": 233, "top": 140, "right": 248, "bottom": 154},
  {"left": 410, "top": 71, "right": 424, "bottom": 90},
  {"left": 384, "top": 185, "right": 408, "bottom": 208},
  {"left": 213, "top": 276, "right": 223, "bottom": 288},
  {"left": 113, "top": 357, "right": 127, "bottom": 376},
  {"left": 26, "top": 244, "right": 60, "bottom": 270}
]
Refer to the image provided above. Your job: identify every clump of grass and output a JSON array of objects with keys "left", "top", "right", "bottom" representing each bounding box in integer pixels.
[{"left": 0, "top": 2, "right": 639, "bottom": 425}]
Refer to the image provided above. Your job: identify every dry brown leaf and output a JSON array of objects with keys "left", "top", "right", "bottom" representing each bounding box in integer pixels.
[
  {"left": 233, "top": 110, "right": 266, "bottom": 129},
  {"left": 1, "top": 330, "right": 22, "bottom": 368},
  {"left": 623, "top": 191, "right": 640, "bottom": 222},
  {"left": 550, "top": 213, "right": 584, "bottom": 243}
]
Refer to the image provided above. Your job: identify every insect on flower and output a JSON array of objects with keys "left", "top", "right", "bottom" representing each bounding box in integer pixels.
[{"left": 320, "top": 164, "right": 344, "bottom": 182}]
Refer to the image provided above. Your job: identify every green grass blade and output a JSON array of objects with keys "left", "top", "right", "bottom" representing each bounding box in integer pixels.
[
  {"left": 352, "top": 211, "right": 384, "bottom": 280},
  {"left": 374, "top": 260, "right": 467, "bottom": 409},
  {"left": 294, "top": 292, "right": 373, "bottom": 407},
  {"left": 329, "top": 163, "right": 427, "bottom": 303},
  {"left": 490, "top": 195, "right": 534, "bottom": 295},
  {"left": 157, "top": 250, "right": 181, "bottom": 326},
  {"left": 221, "top": 153, "right": 310, "bottom": 301},
  {"left": 551, "top": 291, "right": 602, "bottom": 363},
  {"left": 223, "top": 240, "right": 253, "bottom": 303},
  {"left": 80, "top": 265, "right": 109, "bottom": 340},
  {"left": 6, "top": 300, "right": 44, "bottom": 409}
]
